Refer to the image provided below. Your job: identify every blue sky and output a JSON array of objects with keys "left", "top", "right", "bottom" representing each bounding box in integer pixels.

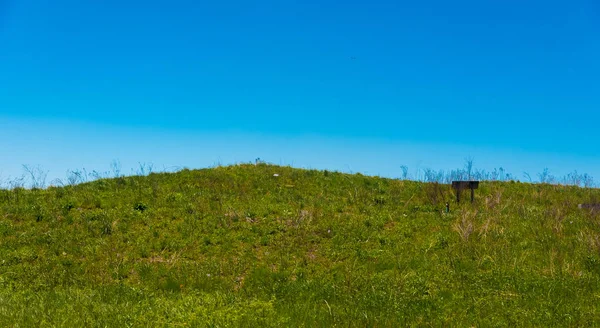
[{"left": 1, "top": 0, "right": 599, "bottom": 184}]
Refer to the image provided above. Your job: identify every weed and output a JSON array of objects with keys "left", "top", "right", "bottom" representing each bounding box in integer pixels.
[{"left": 453, "top": 210, "right": 476, "bottom": 242}]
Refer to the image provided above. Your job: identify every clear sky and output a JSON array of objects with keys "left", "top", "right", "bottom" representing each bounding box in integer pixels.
[{"left": 1, "top": 0, "right": 599, "bottom": 184}]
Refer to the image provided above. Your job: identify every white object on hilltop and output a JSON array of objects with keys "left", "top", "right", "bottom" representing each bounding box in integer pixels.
[{"left": 273, "top": 174, "right": 279, "bottom": 177}]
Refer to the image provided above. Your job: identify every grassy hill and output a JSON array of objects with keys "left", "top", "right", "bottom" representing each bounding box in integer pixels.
[{"left": 1, "top": 164, "right": 600, "bottom": 326}]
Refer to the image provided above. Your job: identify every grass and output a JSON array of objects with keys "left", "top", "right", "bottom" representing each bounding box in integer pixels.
[{"left": 1, "top": 163, "right": 600, "bottom": 326}]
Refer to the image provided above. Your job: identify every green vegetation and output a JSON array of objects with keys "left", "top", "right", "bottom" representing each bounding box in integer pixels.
[{"left": 1, "top": 163, "right": 600, "bottom": 326}]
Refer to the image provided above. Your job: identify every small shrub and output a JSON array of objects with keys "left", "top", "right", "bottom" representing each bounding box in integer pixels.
[
  {"left": 134, "top": 202, "right": 148, "bottom": 212},
  {"left": 101, "top": 219, "right": 113, "bottom": 236},
  {"left": 436, "top": 234, "right": 449, "bottom": 249},
  {"left": 373, "top": 196, "right": 386, "bottom": 205},
  {"left": 62, "top": 201, "right": 76, "bottom": 214},
  {"left": 584, "top": 255, "right": 600, "bottom": 275}
]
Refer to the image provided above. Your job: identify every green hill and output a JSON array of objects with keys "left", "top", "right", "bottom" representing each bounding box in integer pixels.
[{"left": 1, "top": 164, "right": 600, "bottom": 326}]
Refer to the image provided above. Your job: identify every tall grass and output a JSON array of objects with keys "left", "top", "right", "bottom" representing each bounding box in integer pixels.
[{"left": 0, "top": 163, "right": 599, "bottom": 326}]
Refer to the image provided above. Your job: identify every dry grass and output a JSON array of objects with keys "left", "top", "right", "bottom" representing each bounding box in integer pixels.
[{"left": 454, "top": 210, "right": 477, "bottom": 242}]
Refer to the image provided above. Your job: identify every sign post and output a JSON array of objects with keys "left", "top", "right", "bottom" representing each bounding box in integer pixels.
[{"left": 452, "top": 181, "right": 479, "bottom": 203}]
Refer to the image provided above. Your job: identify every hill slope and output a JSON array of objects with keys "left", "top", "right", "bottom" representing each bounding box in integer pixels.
[{"left": 1, "top": 164, "right": 600, "bottom": 326}]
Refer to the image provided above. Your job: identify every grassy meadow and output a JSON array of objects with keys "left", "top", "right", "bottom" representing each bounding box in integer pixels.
[{"left": 1, "top": 163, "right": 600, "bottom": 326}]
